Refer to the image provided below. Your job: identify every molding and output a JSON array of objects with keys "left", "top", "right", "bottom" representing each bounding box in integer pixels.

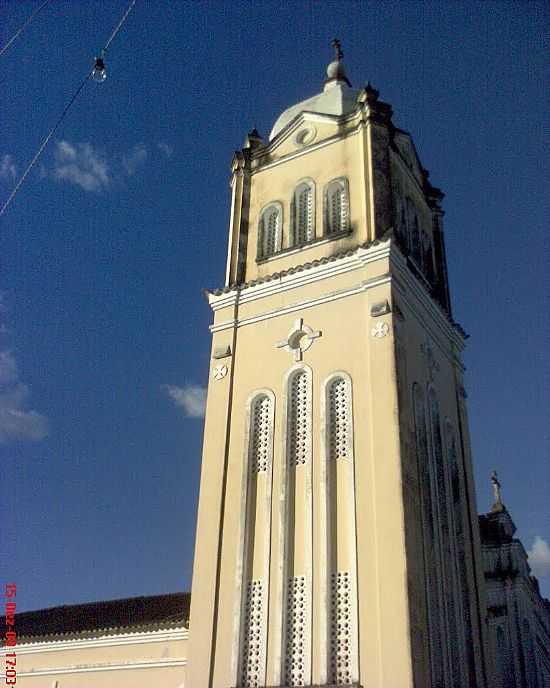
[
  {"left": 233, "top": 388, "right": 276, "bottom": 685},
  {"left": 209, "top": 241, "right": 392, "bottom": 311},
  {"left": 257, "top": 110, "right": 362, "bottom": 169},
  {"left": 211, "top": 275, "right": 391, "bottom": 334},
  {"left": 1, "top": 658, "right": 187, "bottom": 678},
  {"left": 256, "top": 230, "right": 352, "bottom": 266},
  {"left": 3, "top": 627, "right": 188, "bottom": 655}
]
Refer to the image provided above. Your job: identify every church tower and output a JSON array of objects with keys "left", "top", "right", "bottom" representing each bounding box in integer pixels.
[{"left": 188, "top": 43, "right": 490, "bottom": 688}]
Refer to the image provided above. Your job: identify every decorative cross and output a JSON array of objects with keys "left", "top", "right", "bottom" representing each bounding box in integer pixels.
[
  {"left": 212, "top": 364, "right": 228, "bottom": 381},
  {"left": 276, "top": 318, "right": 322, "bottom": 362},
  {"left": 332, "top": 38, "right": 343, "bottom": 61}
]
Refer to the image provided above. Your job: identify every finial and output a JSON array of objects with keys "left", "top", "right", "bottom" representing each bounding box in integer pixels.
[
  {"left": 325, "top": 38, "right": 351, "bottom": 88},
  {"left": 332, "top": 38, "right": 343, "bottom": 61},
  {"left": 243, "top": 127, "right": 263, "bottom": 150},
  {"left": 490, "top": 470, "right": 504, "bottom": 512}
]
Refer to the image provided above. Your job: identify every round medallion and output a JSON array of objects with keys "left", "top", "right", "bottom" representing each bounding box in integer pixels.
[{"left": 294, "top": 127, "right": 317, "bottom": 146}]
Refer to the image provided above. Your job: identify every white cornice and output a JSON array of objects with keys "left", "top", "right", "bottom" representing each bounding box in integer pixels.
[
  {"left": 210, "top": 274, "right": 392, "bottom": 333},
  {"left": 208, "top": 240, "right": 465, "bottom": 361},
  {"left": 0, "top": 658, "right": 187, "bottom": 678},
  {"left": 3, "top": 627, "right": 188, "bottom": 655},
  {"left": 208, "top": 241, "right": 392, "bottom": 312}
]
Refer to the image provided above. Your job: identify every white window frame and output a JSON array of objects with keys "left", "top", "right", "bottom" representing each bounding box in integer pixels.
[
  {"left": 291, "top": 179, "right": 315, "bottom": 247},
  {"left": 324, "top": 177, "right": 350, "bottom": 236},
  {"left": 257, "top": 202, "right": 283, "bottom": 260}
]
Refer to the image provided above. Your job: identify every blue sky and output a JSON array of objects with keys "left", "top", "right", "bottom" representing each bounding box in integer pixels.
[{"left": 0, "top": 1, "right": 548, "bottom": 611}]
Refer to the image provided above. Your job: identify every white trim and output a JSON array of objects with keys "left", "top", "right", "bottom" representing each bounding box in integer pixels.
[
  {"left": 256, "top": 231, "right": 351, "bottom": 265},
  {"left": 233, "top": 388, "right": 276, "bottom": 686},
  {"left": 208, "top": 241, "right": 464, "bottom": 359},
  {"left": 278, "top": 364, "right": 313, "bottom": 685},
  {"left": 291, "top": 178, "right": 316, "bottom": 246},
  {"left": 7, "top": 627, "right": 188, "bottom": 654},
  {"left": 253, "top": 111, "right": 362, "bottom": 174},
  {"left": 1, "top": 658, "right": 187, "bottom": 678},
  {"left": 209, "top": 241, "right": 391, "bottom": 311},
  {"left": 319, "top": 371, "right": 359, "bottom": 684}
]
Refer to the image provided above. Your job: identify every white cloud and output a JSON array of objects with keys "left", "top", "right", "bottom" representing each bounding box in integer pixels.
[
  {"left": 122, "top": 143, "right": 148, "bottom": 176},
  {"left": 527, "top": 536, "right": 550, "bottom": 579},
  {"left": 163, "top": 384, "right": 207, "bottom": 418},
  {"left": 52, "top": 140, "right": 109, "bottom": 192},
  {"left": 157, "top": 142, "right": 173, "bottom": 158},
  {"left": 0, "top": 350, "right": 49, "bottom": 444},
  {"left": 0, "top": 154, "right": 16, "bottom": 180}
]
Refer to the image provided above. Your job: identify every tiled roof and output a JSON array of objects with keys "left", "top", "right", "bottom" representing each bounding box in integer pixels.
[
  {"left": 207, "top": 240, "right": 376, "bottom": 296},
  {"left": 1, "top": 592, "right": 190, "bottom": 644}
]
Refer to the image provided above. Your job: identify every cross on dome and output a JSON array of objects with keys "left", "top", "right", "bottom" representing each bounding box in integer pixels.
[
  {"left": 326, "top": 38, "right": 351, "bottom": 87},
  {"left": 332, "top": 38, "right": 344, "bottom": 61}
]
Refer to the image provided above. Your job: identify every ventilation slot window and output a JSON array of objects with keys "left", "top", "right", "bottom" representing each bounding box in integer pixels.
[
  {"left": 325, "top": 179, "right": 349, "bottom": 236},
  {"left": 284, "top": 575, "right": 307, "bottom": 687},
  {"left": 240, "top": 580, "right": 264, "bottom": 688}
]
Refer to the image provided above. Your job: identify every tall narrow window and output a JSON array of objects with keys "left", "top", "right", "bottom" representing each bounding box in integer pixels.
[
  {"left": 328, "top": 376, "right": 350, "bottom": 462},
  {"left": 411, "top": 214, "right": 421, "bottom": 265},
  {"left": 238, "top": 392, "right": 274, "bottom": 688},
  {"left": 325, "top": 178, "right": 349, "bottom": 236},
  {"left": 322, "top": 373, "right": 358, "bottom": 686},
  {"left": 258, "top": 203, "right": 282, "bottom": 259},
  {"left": 283, "top": 367, "right": 312, "bottom": 687},
  {"left": 413, "top": 384, "right": 444, "bottom": 688},
  {"left": 289, "top": 370, "right": 310, "bottom": 466},
  {"left": 446, "top": 422, "right": 475, "bottom": 685},
  {"left": 292, "top": 181, "right": 315, "bottom": 246}
]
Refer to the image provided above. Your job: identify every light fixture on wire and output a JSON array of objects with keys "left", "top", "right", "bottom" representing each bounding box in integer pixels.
[{"left": 92, "top": 55, "right": 107, "bottom": 83}]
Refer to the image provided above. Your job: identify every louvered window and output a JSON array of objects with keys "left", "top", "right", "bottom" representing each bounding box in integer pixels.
[
  {"left": 258, "top": 204, "right": 282, "bottom": 259},
  {"left": 293, "top": 182, "right": 314, "bottom": 246},
  {"left": 325, "top": 179, "right": 349, "bottom": 236},
  {"left": 288, "top": 371, "right": 310, "bottom": 466},
  {"left": 328, "top": 377, "right": 350, "bottom": 461}
]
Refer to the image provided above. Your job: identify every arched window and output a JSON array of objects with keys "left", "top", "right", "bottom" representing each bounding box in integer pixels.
[
  {"left": 258, "top": 203, "right": 282, "bottom": 259},
  {"left": 238, "top": 391, "right": 274, "bottom": 688},
  {"left": 249, "top": 394, "right": 272, "bottom": 473},
  {"left": 422, "top": 231, "right": 435, "bottom": 283},
  {"left": 288, "top": 370, "right": 311, "bottom": 466},
  {"left": 283, "top": 367, "right": 312, "bottom": 686},
  {"left": 292, "top": 181, "right": 315, "bottom": 246},
  {"left": 413, "top": 383, "right": 444, "bottom": 687},
  {"left": 405, "top": 197, "right": 415, "bottom": 251},
  {"left": 411, "top": 214, "right": 421, "bottom": 264},
  {"left": 327, "top": 376, "right": 351, "bottom": 462},
  {"left": 325, "top": 178, "right": 349, "bottom": 236},
  {"left": 522, "top": 619, "right": 539, "bottom": 688},
  {"left": 324, "top": 373, "right": 358, "bottom": 685}
]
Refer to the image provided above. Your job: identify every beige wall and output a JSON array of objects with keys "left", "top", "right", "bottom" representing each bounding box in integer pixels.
[
  {"left": 1, "top": 628, "right": 188, "bottom": 687},
  {"left": 189, "top": 81, "right": 490, "bottom": 687}
]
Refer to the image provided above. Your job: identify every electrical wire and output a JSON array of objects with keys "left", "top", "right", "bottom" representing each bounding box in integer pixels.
[
  {"left": 0, "top": 70, "right": 92, "bottom": 218},
  {"left": 0, "top": 0, "right": 138, "bottom": 218},
  {"left": 102, "top": 0, "right": 137, "bottom": 55},
  {"left": 0, "top": 0, "right": 52, "bottom": 58}
]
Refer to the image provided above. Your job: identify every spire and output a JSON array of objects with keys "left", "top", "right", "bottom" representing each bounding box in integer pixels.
[
  {"left": 490, "top": 470, "right": 505, "bottom": 512},
  {"left": 325, "top": 38, "right": 351, "bottom": 88}
]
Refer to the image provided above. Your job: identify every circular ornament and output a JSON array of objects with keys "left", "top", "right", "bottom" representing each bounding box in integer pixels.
[
  {"left": 294, "top": 127, "right": 317, "bottom": 146},
  {"left": 213, "top": 364, "right": 228, "bottom": 380},
  {"left": 371, "top": 321, "right": 390, "bottom": 338}
]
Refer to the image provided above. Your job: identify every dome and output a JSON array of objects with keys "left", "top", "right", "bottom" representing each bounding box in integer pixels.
[
  {"left": 269, "top": 40, "right": 358, "bottom": 141},
  {"left": 269, "top": 83, "right": 358, "bottom": 141}
]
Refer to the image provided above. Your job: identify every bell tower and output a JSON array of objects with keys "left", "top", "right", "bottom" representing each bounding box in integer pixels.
[{"left": 188, "top": 44, "right": 490, "bottom": 688}]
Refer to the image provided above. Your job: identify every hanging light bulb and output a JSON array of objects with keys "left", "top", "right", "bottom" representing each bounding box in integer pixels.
[{"left": 92, "top": 56, "right": 107, "bottom": 83}]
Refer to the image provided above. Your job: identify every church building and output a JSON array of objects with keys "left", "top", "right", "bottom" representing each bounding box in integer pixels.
[
  {"left": 188, "top": 42, "right": 490, "bottom": 688},
  {"left": 4, "top": 43, "right": 548, "bottom": 688}
]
